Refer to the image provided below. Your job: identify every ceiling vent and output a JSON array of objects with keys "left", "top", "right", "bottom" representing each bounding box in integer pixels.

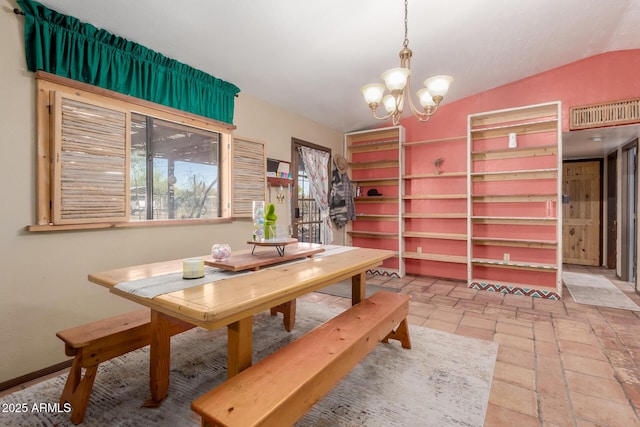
[{"left": 570, "top": 97, "right": 640, "bottom": 130}]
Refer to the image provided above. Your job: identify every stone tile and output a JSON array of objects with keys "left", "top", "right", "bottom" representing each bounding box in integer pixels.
[
  {"left": 460, "top": 314, "right": 496, "bottom": 331},
  {"left": 429, "top": 295, "right": 459, "bottom": 307},
  {"left": 517, "top": 308, "right": 553, "bottom": 322},
  {"left": 408, "top": 301, "right": 436, "bottom": 317},
  {"left": 484, "top": 404, "right": 539, "bottom": 427},
  {"left": 493, "top": 360, "right": 535, "bottom": 390},
  {"left": 536, "top": 370, "right": 568, "bottom": 399},
  {"left": 426, "top": 283, "right": 456, "bottom": 295},
  {"left": 484, "top": 304, "right": 518, "bottom": 319},
  {"left": 489, "top": 380, "right": 538, "bottom": 417},
  {"left": 497, "top": 345, "right": 536, "bottom": 370},
  {"left": 561, "top": 353, "right": 616, "bottom": 379},
  {"left": 557, "top": 339, "right": 607, "bottom": 361},
  {"left": 565, "top": 370, "right": 628, "bottom": 403},
  {"left": 473, "top": 290, "right": 506, "bottom": 304},
  {"left": 533, "top": 322, "right": 556, "bottom": 343},
  {"left": 502, "top": 293, "right": 534, "bottom": 309},
  {"left": 454, "top": 325, "right": 495, "bottom": 341},
  {"left": 535, "top": 341, "right": 560, "bottom": 357},
  {"left": 539, "top": 393, "right": 575, "bottom": 427},
  {"left": 430, "top": 307, "right": 463, "bottom": 324},
  {"left": 448, "top": 287, "right": 478, "bottom": 300},
  {"left": 454, "top": 300, "right": 487, "bottom": 313},
  {"left": 496, "top": 321, "right": 534, "bottom": 339},
  {"left": 494, "top": 333, "right": 534, "bottom": 353},
  {"left": 569, "top": 391, "right": 640, "bottom": 426},
  {"left": 422, "top": 318, "right": 457, "bottom": 333}
]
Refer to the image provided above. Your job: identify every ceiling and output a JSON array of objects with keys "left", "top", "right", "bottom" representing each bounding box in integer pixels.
[{"left": 33, "top": 0, "right": 640, "bottom": 157}]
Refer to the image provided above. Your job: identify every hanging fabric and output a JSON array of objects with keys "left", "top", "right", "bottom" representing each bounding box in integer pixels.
[
  {"left": 329, "top": 154, "right": 355, "bottom": 228},
  {"left": 298, "top": 146, "right": 333, "bottom": 244},
  {"left": 17, "top": 0, "right": 240, "bottom": 124}
]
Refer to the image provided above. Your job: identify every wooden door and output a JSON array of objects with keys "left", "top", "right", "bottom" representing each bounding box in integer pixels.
[{"left": 563, "top": 161, "right": 601, "bottom": 266}]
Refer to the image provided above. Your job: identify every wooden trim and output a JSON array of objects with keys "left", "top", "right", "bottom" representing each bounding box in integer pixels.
[
  {"left": 403, "top": 172, "right": 466, "bottom": 179},
  {"left": 471, "top": 145, "right": 557, "bottom": 161},
  {"left": 403, "top": 252, "right": 467, "bottom": 264},
  {"left": 471, "top": 169, "right": 557, "bottom": 182},
  {"left": 404, "top": 231, "right": 467, "bottom": 240},
  {"left": 27, "top": 217, "right": 233, "bottom": 232},
  {"left": 347, "top": 141, "right": 399, "bottom": 153},
  {"left": 403, "top": 135, "right": 466, "bottom": 147},
  {"left": 404, "top": 213, "right": 466, "bottom": 219},
  {"left": 471, "top": 258, "right": 557, "bottom": 271},
  {"left": 350, "top": 160, "right": 399, "bottom": 170},
  {"left": 471, "top": 237, "right": 557, "bottom": 248},
  {"left": 404, "top": 194, "right": 467, "bottom": 200},
  {"left": 347, "top": 231, "right": 399, "bottom": 239},
  {"left": 0, "top": 360, "right": 71, "bottom": 392},
  {"left": 36, "top": 71, "right": 236, "bottom": 132},
  {"left": 231, "top": 136, "right": 267, "bottom": 217}
]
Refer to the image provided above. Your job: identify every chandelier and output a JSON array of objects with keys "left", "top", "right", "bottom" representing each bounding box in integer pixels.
[{"left": 361, "top": 0, "right": 453, "bottom": 125}]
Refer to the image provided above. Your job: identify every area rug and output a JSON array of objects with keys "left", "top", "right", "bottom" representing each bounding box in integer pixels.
[
  {"left": 563, "top": 271, "right": 640, "bottom": 311},
  {"left": 314, "top": 279, "right": 400, "bottom": 298},
  {"left": 0, "top": 302, "right": 497, "bottom": 427}
]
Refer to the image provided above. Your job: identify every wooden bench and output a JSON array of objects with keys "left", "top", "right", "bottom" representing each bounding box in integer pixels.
[
  {"left": 56, "top": 309, "right": 194, "bottom": 424},
  {"left": 191, "top": 290, "right": 411, "bottom": 427}
]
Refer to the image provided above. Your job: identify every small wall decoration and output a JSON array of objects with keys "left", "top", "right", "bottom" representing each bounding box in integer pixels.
[{"left": 434, "top": 157, "right": 444, "bottom": 175}]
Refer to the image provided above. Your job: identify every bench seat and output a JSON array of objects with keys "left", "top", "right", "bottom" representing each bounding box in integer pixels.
[
  {"left": 56, "top": 309, "right": 194, "bottom": 424},
  {"left": 191, "top": 290, "right": 411, "bottom": 427}
]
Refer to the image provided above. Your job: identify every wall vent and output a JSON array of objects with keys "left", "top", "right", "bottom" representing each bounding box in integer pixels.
[{"left": 570, "top": 98, "right": 640, "bottom": 130}]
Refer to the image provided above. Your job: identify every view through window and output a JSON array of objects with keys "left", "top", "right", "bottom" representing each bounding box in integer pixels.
[{"left": 130, "top": 114, "right": 221, "bottom": 220}]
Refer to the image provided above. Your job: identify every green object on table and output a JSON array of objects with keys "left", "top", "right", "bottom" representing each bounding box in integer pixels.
[{"left": 264, "top": 203, "right": 277, "bottom": 239}]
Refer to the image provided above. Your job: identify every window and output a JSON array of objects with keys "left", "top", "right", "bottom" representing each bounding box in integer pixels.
[
  {"left": 130, "top": 114, "right": 221, "bottom": 220},
  {"left": 31, "top": 72, "right": 242, "bottom": 231}
]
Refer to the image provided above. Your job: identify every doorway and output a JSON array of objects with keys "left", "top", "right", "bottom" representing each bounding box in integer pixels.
[
  {"left": 290, "top": 138, "right": 331, "bottom": 244},
  {"left": 562, "top": 160, "right": 601, "bottom": 266}
]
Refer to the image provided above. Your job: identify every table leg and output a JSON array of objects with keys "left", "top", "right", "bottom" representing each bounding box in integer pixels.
[
  {"left": 351, "top": 271, "right": 366, "bottom": 305},
  {"left": 146, "top": 310, "right": 171, "bottom": 407},
  {"left": 227, "top": 316, "right": 253, "bottom": 378}
]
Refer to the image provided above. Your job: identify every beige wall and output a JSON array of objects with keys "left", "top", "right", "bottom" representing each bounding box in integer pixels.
[{"left": 0, "top": 7, "right": 342, "bottom": 383}]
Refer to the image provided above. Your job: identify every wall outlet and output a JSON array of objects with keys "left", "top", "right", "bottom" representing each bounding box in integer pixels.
[
  {"left": 503, "top": 253, "right": 510, "bottom": 261},
  {"left": 508, "top": 132, "right": 517, "bottom": 148},
  {"left": 417, "top": 246, "right": 422, "bottom": 253}
]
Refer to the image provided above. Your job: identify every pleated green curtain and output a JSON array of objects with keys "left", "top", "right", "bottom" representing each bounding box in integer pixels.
[{"left": 17, "top": 0, "right": 240, "bottom": 124}]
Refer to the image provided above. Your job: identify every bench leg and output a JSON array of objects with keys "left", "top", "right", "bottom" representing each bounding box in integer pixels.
[
  {"left": 227, "top": 316, "right": 253, "bottom": 378},
  {"left": 59, "top": 356, "right": 98, "bottom": 425},
  {"left": 269, "top": 299, "right": 296, "bottom": 331},
  {"left": 382, "top": 318, "right": 412, "bottom": 349},
  {"left": 351, "top": 272, "right": 366, "bottom": 305}
]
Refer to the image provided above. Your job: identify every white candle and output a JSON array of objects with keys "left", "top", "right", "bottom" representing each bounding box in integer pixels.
[{"left": 183, "top": 258, "right": 205, "bottom": 279}]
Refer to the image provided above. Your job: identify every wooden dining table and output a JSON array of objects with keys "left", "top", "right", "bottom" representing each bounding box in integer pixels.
[{"left": 88, "top": 244, "right": 394, "bottom": 405}]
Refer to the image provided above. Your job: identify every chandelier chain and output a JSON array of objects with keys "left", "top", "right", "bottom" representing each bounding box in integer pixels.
[{"left": 403, "top": 0, "right": 409, "bottom": 48}]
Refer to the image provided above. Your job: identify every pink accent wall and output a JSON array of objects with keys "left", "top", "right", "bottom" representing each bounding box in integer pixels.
[{"left": 402, "top": 50, "right": 640, "bottom": 141}]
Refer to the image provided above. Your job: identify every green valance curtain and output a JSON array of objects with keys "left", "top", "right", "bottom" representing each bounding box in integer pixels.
[{"left": 17, "top": 0, "right": 241, "bottom": 124}]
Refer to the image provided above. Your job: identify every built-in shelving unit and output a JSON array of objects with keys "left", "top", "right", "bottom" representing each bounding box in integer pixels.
[
  {"left": 345, "top": 125, "right": 405, "bottom": 277},
  {"left": 402, "top": 135, "right": 468, "bottom": 279},
  {"left": 467, "top": 101, "right": 562, "bottom": 299}
]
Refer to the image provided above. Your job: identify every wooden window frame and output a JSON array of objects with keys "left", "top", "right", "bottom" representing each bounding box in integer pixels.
[{"left": 28, "top": 72, "right": 238, "bottom": 232}]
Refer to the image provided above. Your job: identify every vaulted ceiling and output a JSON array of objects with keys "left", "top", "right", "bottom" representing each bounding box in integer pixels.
[{"left": 33, "top": 0, "right": 640, "bottom": 155}]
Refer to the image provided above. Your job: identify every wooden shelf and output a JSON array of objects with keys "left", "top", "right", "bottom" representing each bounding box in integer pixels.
[
  {"left": 471, "top": 194, "right": 556, "bottom": 203},
  {"left": 355, "top": 214, "right": 399, "bottom": 221},
  {"left": 404, "top": 231, "right": 467, "bottom": 240},
  {"left": 404, "top": 194, "right": 467, "bottom": 200},
  {"left": 470, "top": 118, "right": 557, "bottom": 139},
  {"left": 471, "top": 145, "right": 557, "bottom": 161},
  {"left": 403, "top": 135, "right": 466, "bottom": 147},
  {"left": 471, "top": 237, "right": 557, "bottom": 248},
  {"left": 351, "top": 177, "right": 399, "bottom": 185},
  {"left": 404, "top": 213, "right": 466, "bottom": 219},
  {"left": 404, "top": 172, "right": 466, "bottom": 179},
  {"left": 350, "top": 160, "right": 399, "bottom": 170},
  {"left": 471, "top": 258, "right": 557, "bottom": 271},
  {"left": 470, "top": 168, "right": 557, "bottom": 182},
  {"left": 267, "top": 177, "right": 293, "bottom": 186},
  {"left": 471, "top": 216, "right": 556, "bottom": 225},
  {"left": 348, "top": 140, "right": 399, "bottom": 153},
  {"left": 348, "top": 231, "right": 398, "bottom": 239},
  {"left": 355, "top": 197, "right": 399, "bottom": 203},
  {"left": 404, "top": 252, "right": 467, "bottom": 264}
]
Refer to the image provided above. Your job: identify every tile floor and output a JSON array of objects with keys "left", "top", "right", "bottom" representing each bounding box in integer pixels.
[{"left": 300, "top": 265, "right": 640, "bottom": 427}]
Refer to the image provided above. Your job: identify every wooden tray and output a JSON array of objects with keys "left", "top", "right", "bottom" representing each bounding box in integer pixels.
[{"left": 205, "top": 242, "right": 325, "bottom": 272}]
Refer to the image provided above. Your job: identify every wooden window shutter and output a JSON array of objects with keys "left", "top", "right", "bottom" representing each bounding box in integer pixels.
[
  {"left": 51, "top": 92, "right": 131, "bottom": 224},
  {"left": 231, "top": 137, "right": 266, "bottom": 217}
]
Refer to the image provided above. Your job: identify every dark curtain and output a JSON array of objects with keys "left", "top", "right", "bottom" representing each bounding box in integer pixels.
[{"left": 17, "top": 0, "right": 240, "bottom": 124}]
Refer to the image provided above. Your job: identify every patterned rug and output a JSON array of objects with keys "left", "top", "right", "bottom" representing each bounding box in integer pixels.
[
  {"left": 0, "top": 301, "right": 497, "bottom": 427},
  {"left": 563, "top": 271, "right": 640, "bottom": 311}
]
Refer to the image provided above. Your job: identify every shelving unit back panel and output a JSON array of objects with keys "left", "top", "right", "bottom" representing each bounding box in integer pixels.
[
  {"left": 472, "top": 155, "right": 557, "bottom": 173},
  {"left": 404, "top": 217, "right": 467, "bottom": 235},
  {"left": 472, "top": 266, "right": 557, "bottom": 288},
  {"left": 404, "top": 142, "right": 467, "bottom": 176},
  {"left": 406, "top": 259, "right": 467, "bottom": 281},
  {"left": 471, "top": 132, "right": 556, "bottom": 152},
  {"left": 473, "top": 223, "right": 557, "bottom": 240},
  {"left": 472, "top": 178, "right": 557, "bottom": 195},
  {"left": 352, "top": 168, "right": 398, "bottom": 180},
  {"left": 472, "top": 245, "right": 556, "bottom": 264},
  {"left": 351, "top": 220, "right": 398, "bottom": 234},
  {"left": 355, "top": 203, "right": 399, "bottom": 216},
  {"left": 406, "top": 198, "right": 467, "bottom": 215},
  {"left": 406, "top": 240, "right": 466, "bottom": 257},
  {"left": 351, "top": 149, "right": 397, "bottom": 163},
  {"left": 473, "top": 201, "right": 556, "bottom": 217},
  {"left": 405, "top": 177, "right": 467, "bottom": 194}
]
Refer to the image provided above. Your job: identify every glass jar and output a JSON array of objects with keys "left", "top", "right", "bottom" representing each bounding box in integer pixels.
[{"left": 211, "top": 244, "right": 232, "bottom": 261}]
